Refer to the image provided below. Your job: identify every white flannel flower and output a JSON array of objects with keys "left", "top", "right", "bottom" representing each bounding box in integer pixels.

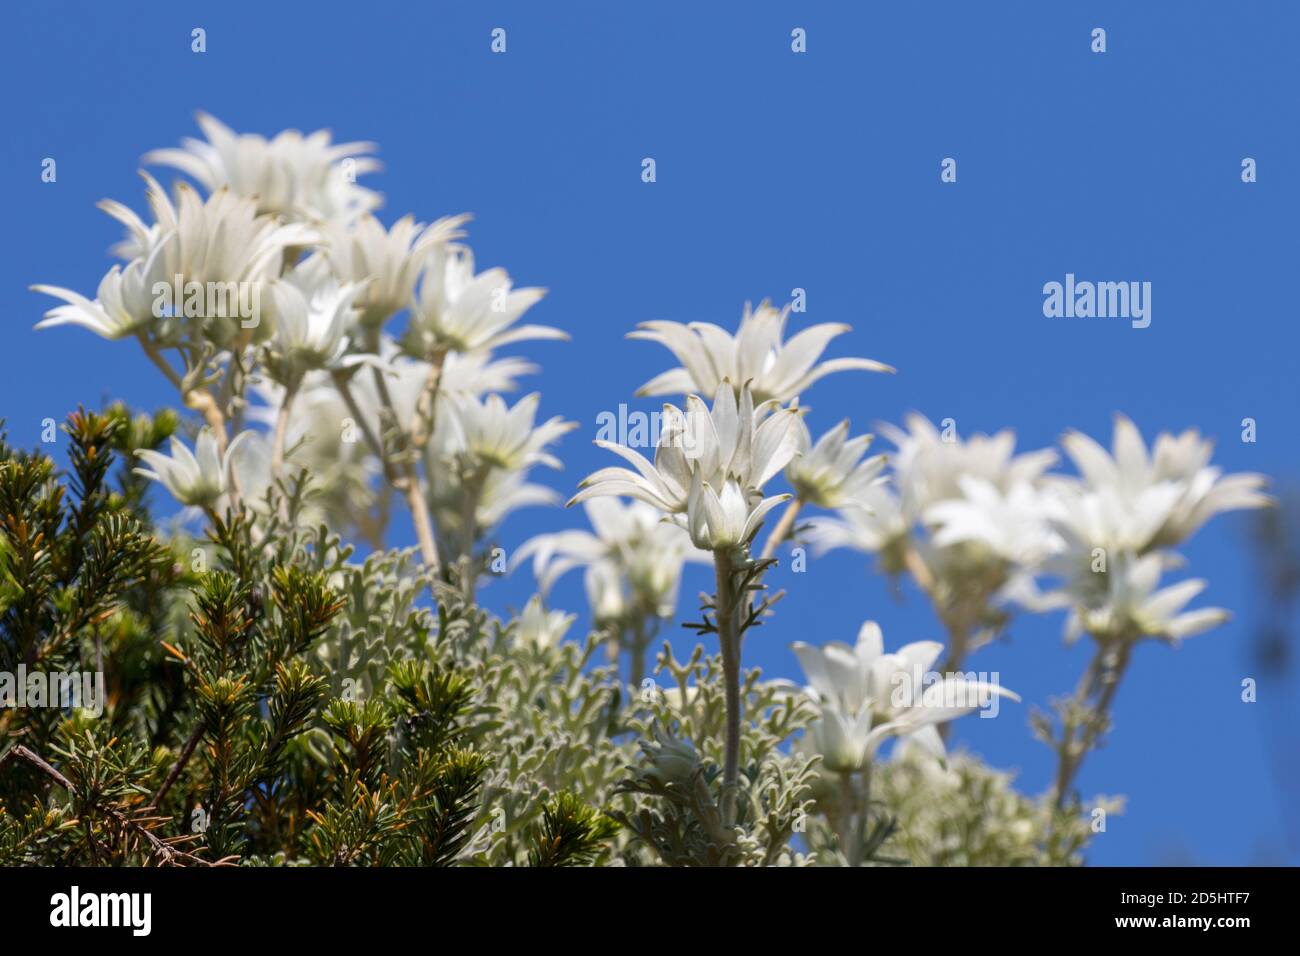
[
  {"left": 1041, "top": 551, "right": 1230, "bottom": 645},
  {"left": 786, "top": 418, "right": 888, "bottom": 508},
  {"left": 134, "top": 429, "right": 250, "bottom": 508},
  {"left": 424, "top": 393, "right": 573, "bottom": 546},
  {"left": 514, "top": 596, "right": 576, "bottom": 650},
  {"left": 320, "top": 336, "right": 535, "bottom": 442},
  {"left": 629, "top": 299, "right": 893, "bottom": 404},
  {"left": 408, "top": 244, "right": 565, "bottom": 354},
  {"left": 515, "top": 498, "right": 708, "bottom": 621},
  {"left": 32, "top": 257, "right": 166, "bottom": 340},
  {"left": 468, "top": 466, "right": 562, "bottom": 531},
  {"left": 143, "top": 112, "right": 382, "bottom": 224},
  {"left": 101, "top": 173, "right": 317, "bottom": 295},
  {"left": 925, "top": 477, "right": 1062, "bottom": 567},
  {"left": 438, "top": 349, "right": 539, "bottom": 396},
  {"left": 793, "top": 621, "right": 1018, "bottom": 772},
  {"left": 267, "top": 256, "right": 366, "bottom": 377},
  {"left": 882, "top": 413, "right": 1058, "bottom": 521},
  {"left": 1059, "top": 415, "right": 1269, "bottom": 551},
  {"left": 569, "top": 382, "right": 801, "bottom": 552},
  {"left": 323, "top": 213, "right": 468, "bottom": 329},
  {"left": 36, "top": 175, "right": 314, "bottom": 344},
  {"left": 584, "top": 559, "right": 629, "bottom": 622},
  {"left": 805, "top": 486, "right": 909, "bottom": 557},
  {"left": 439, "top": 392, "right": 575, "bottom": 473}
]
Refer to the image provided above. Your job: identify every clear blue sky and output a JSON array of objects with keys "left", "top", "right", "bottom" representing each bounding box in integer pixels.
[{"left": 3, "top": 1, "right": 1296, "bottom": 865}]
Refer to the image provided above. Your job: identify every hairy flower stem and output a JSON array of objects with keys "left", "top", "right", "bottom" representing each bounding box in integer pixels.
[
  {"left": 409, "top": 347, "right": 447, "bottom": 451},
  {"left": 626, "top": 616, "right": 653, "bottom": 689},
  {"left": 331, "top": 372, "right": 393, "bottom": 482},
  {"left": 458, "top": 466, "right": 488, "bottom": 604},
  {"left": 270, "top": 378, "right": 299, "bottom": 489},
  {"left": 1053, "top": 639, "right": 1133, "bottom": 809},
  {"left": 936, "top": 619, "right": 974, "bottom": 741},
  {"left": 837, "top": 771, "right": 857, "bottom": 864},
  {"left": 368, "top": 364, "right": 441, "bottom": 575},
  {"left": 836, "top": 763, "right": 873, "bottom": 866},
  {"left": 759, "top": 497, "right": 803, "bottom": 561},
  {"left": 713, "top": 548, "right": 743, "bottom": 826}
]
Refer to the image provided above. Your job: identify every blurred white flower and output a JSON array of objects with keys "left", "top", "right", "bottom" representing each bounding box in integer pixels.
[
  {"left": 463, "top": 465, "right": 561, "bottom": 531},
  {"left": 438, "top": 349, "right": 539, "bottom": 396},
  {"left": 630, "top": 300, "right": 892, "bottom": 404},
  {"left": 36, "top": 175, "right": 314, "bottom": 345},
  {"left": 267, "top": 255, "right": 366, "bottom": 377},
  {"left": 323, "top": 213, "right": 468, "bottom": 329},
  {"left": 514, "top": 595, "right": 576, "bottom": 650},
  {"left": 570, "top": 383, "right": 800, "bottom": 552},
  {"left": 810, "top": 417, "right": 1059, "bottom": 589},
  {"left": 32, "top": 258, "right": 165, "bottom": 340},
  {"left": 101, "top": 173, "right": 317, "bottom": 294},
  {"left": 882, "top": 413, "right": 1057, "bottom": 521},
  {"left": 792, "top": 621, "right": 1018, "bottom": 772},
  {"left": 134, "top": 428, "right": 250, "bottom": 508},
  {"left": 439, "top": 392, "right": 575, "bottom": 473},
  {"left": 1058, "top": 415, "right": 1269, "bottom": 551},
  {"left": 925, "top": 477, "right": 1061, "bottom": 566},
  {"left": 805, "top": 486, "right": 908, "bottom": 557},
  {"left": 1040, "top": 551, "right": 1230, "bottom": 644},
  {"left": 309, "top": 336, "right": 534, "bottom": 443},
  {"left": 786, "top": 418, "right": 888, "bottom": 508},
  {"left": 425, "top": 431, "right": 566, "bottom": 547},
  {"left": 408, "top": 244, "right": 565, "bottom": 354},
  {"left": 583, "top": 559, "right": 629, "bottom": 622},
  {"left": 144, "top": 112, "right": 382, "bottom": 224},
  {"left": 515, "top": 498, "right": 708, "bottom": 621}
]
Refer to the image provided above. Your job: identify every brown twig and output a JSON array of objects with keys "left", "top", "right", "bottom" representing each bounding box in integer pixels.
[
  {"left": 2, "top": 744, "right": 222, "bottom": 867},
  {"left": 150, "top": 723, "right": 205, "bottom": 810}
]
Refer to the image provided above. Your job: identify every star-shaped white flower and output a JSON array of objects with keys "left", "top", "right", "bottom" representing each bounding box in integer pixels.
[
  {"left": 408, "top": 244, "right": 566, "bottom": 354},
  {"left": 1058, "top": 414, "right": 1269, "bottom": 551},
  {"left": 134, "top": 429, "right": 250, "bottom": 508},
  {"left": 323, "top": 213, "right": 468, "bottom": 329},
  {"left": 786, "top": 418, "right": 888, "bottom": 508},
  {"left": 792, "top": 621, "right": 1018, "bottom": 772},
  {"left": 144, "top": 112, "right": 382, "bottom": 225},
  {"left": 569, "top": 382, "right": 801, "bottom": 551},
  {"left": 629, "top": 299, "right": 893, "bottom": 404},
  {"left": 515, "top": 498, "right": 708, "bottom": 620},
  {"left": 514, "top": 596, "right": 577, "bottom": 650}
]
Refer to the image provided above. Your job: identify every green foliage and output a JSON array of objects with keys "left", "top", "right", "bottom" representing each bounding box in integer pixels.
[
  {"left": 613, "top": 644, "right": 819, "bottom": 866},
  {"left": 528, "top": 791, "right": 619, "bottom": 867},
  {"left": 0, "top": 409, "right": 1109, "bottom": 867}
]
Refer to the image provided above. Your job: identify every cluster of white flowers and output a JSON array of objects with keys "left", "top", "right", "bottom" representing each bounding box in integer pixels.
[
  {"left": 788, "top": 621, "right": 1018, "bottom": 774},
  {"left": 34, "top": 115, "right": 1273, "bottom": 827},
  {"left": 33, "top": 115, "right": 571, "bottom": 570},
  {"left": 807, "top": 413, "right": 1268, "bottom": 654}
]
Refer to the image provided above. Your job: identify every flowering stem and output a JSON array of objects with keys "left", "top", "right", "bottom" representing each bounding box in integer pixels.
[
  {"left": 410, "top": 347, "right": 447, "bottom": 451},
  {"left": 835, "top": 764, "right": 873, "bottom": 866},
  {"left": 331, "top": 372, "right": 394, "bottom": 483},
  {"left": 627, "top": 615, "right": 654, "bottom": 688},
  {"left": 1053, "top": 639, "right": 1133, "bottom": 809},
  {"left": 404, "top": 479, "right": 441, "bottom": 576},
  {"left": 270, "top": 378, "right": 299, "bottom": 489},
  {"left": 759, "top": 497, "right": 803, "bottom": 561},
  {"left": 837, "top": 771, "right": 857, "bottom": 864},
  {"left": 368, "top": 365, "right": 441, "bottom": 575},
  {"left": 713, "top": 548, "right": 743, "bottom": 826},
  {"left": 458, "top": 465, "right": 488, "bottom": 604}
]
